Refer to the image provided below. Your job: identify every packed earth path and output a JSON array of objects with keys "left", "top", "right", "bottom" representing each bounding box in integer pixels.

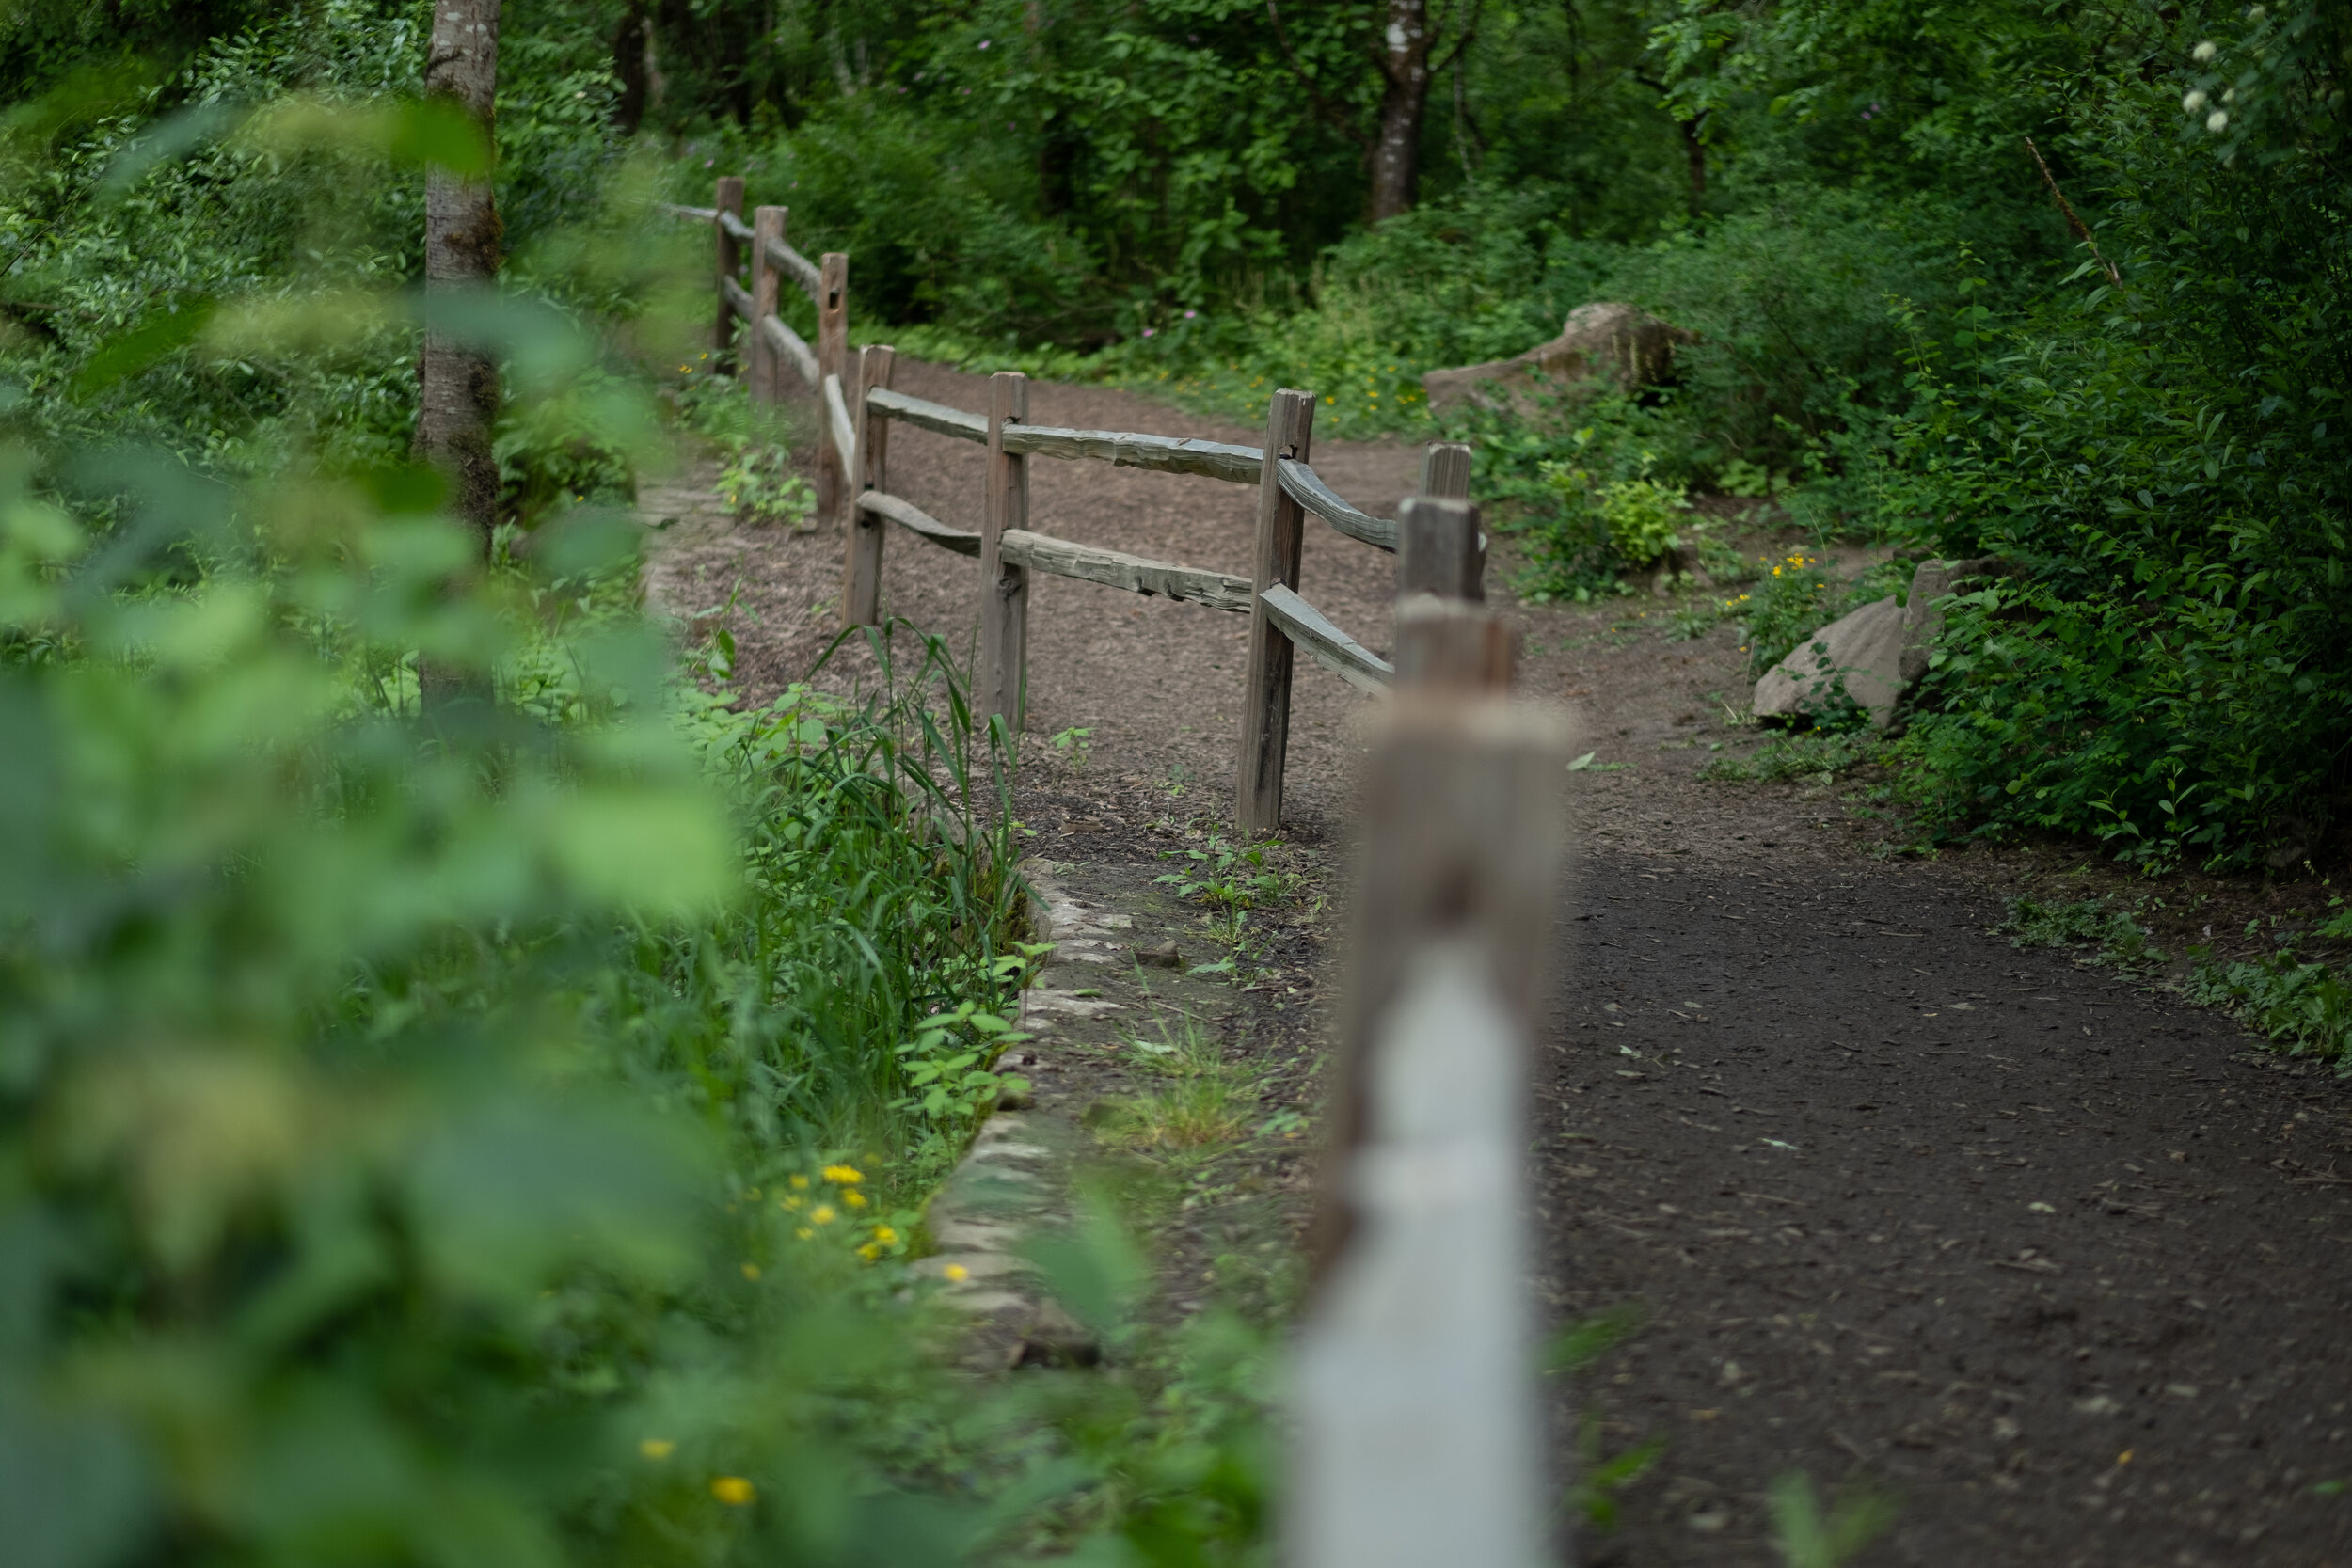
[{"left": 646, "top": 363, "right": 2352, "bottom": 1568}]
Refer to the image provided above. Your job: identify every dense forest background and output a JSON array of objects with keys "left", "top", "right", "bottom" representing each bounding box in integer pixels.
[
  {"left": 0, "top": 6, "right": 2344, "bottom": 1566},
  {"left": 0, "top": 0, "right": 2342, "bottom": 865}
]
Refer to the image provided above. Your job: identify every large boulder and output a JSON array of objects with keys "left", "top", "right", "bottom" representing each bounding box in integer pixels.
[
  {"left": 1754, "top": 596, "right": 1906, "bottom": 730},
  {"left": 1422, "top": 303, "right": 1690, "bottom": 415}
]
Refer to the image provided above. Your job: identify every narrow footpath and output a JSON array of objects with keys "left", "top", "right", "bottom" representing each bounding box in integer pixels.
[{"left": 649, "top": 363, "right": 2352, "bottom": 1566}]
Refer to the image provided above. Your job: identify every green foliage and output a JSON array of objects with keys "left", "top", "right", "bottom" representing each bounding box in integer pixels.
[
  {"left": 1769, "top": 1472, "right": 1899, "bottom": 1568},
  {"left": 0, "top": 412, "right": 1044, "bottom": 1565},
  {"left": 1153, "top": 832, "right": 1299, "bottom": 966},
  {"left": 1597, "top": 475, "right": 1691, "bottom": 566},
  {"left": 1873, "top": 1, "right": 2352, "bottom": 868},
  {"left": 714, "top": 438, "right": 815, "bottom": 528},
  {"left": 1701, "top": 731, "right": 1879, "bottom": 784},
  {"left": 1996, "top": 895, "right": 2165, "bottom": 971},
  {"left": 1734, "top": 551, "right": 1840, "bottom": 678},
  {"left": 1544, "top": 1307, "right": 1658, "bottom": 1534},
  {"left": 498, "top": 373, "right": 641, "bottom": 526},
  {"left": 2185, "top": 952, "right": 2352, "bottom": 1068}
]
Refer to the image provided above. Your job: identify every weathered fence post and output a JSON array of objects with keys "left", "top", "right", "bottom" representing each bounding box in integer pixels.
[
  {"left": 1418, "top": 440, "right": 1473, "bottom": 500},
  {"left": 1391, "top": 595, "right": 1518, "bottom": 689},
  {"left": 749, "top": 204, "right": 784, "bottom": 405},
  {"left": 1395, "top": 496, "right": 1485, "bottom": 601},
  {"left": 817, "top": 251, "right": 850, "bottom": 526},
  {"left": 979, "top": 370, "right": 1030, "bottom": 737},
  {"left": 1289, "top": 627, "right": 1568, "bottom": 1568},
  {"left": 711, "top": 176, "right": 743, "bottom": 367},
  {"left": 1235, "top": 388, "right": 1316, "bottom": 834},
  {"left": 841, "top": 343, "right": 896, "bottom": 629}
]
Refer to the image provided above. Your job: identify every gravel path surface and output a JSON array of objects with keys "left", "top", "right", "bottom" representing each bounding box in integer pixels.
[{"left": 648, "top": 366, "right": 2352, "bottom": 1566}]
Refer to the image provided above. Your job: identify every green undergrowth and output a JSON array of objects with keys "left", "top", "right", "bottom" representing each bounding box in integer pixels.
[
  {"left": 2184, "top": 954, "right": 2352, "bottom": 1067},
  {"left": 1996, "top": 895, "right": 2168, "bottom": 972},
  {"left": 1702, "top": 731, "right": 1880, "bottom": 784}
]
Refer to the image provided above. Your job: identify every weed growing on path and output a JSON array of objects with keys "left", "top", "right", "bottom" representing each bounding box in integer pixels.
[
  {"left": 1547, "top": 1306, "right": 1665, "bottom": 1534},
  {"left": 1768, "top": 1472, "right": 1899, "bottom": 1568},
  {"left": 1703, "top": 731, "right": 1879, "bottom": 784},
  {"left": 715, "top": 438, "right": 817, "bottom": 527},
  {"left": 1096, "top": 1015, "right": 1259, "bottom": 1156},
  {"left": 1997, "top": 895, "right": 2167, "bottom": 971},
  {"left": 1154, "top": 830, "right": 1306, "bottom": 977}
]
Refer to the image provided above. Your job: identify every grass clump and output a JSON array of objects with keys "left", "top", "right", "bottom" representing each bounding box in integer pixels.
[
  {"left": 1096, "top": 1016, "right": 1259, "bottom": 1157},
  {"left": 1995, "top": 895, "right": 2166, "bottom": 971},
  {"left": 1702, "top": 732, "right": 1878, "bottom": 784}
]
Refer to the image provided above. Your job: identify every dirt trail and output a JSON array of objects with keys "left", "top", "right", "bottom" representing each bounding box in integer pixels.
[{"left": 649, "top": 366, "right": 2352, "bottom": 1565}]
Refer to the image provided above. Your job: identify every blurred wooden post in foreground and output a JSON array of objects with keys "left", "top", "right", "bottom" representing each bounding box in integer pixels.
[{"left": 1291, "top": 454, "right": 1561, "bottom": 1567}]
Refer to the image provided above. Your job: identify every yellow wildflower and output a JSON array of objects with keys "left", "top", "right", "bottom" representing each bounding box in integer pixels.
[
  {"left": 640, "top": 1438, "right": 675, "bottom": 1461},
  {"left": 811, "top": 1205, "right": 836, "bottom": 1225},
  {"left": 789, "top": 1174, "right": 809, "bottom": 1190},
  {"left": 740, "top": 1262, "right": 761, "bottom": 1281},
  {"left": 843, "top": 1190, "right": 866, "bottom": 1209},
  {"left": 711, "top": 1476, "right": 756, "bottom": 1506},
  {"left": 857, "top": 1243, "right": 882, "bottom": 1260},
  {"left": 871, "top": 1226, "right": 898, "bottom": 1245},
  {"left": 944, "top": 1263, "right": 970, "bottom": 1283},
  {"left": 822, "top": 1164, "right": 863, "bottom": 1185},
  {"left": 795, "top": 1226, "right": 815, "bottom": 1240},
  {"left": 781, "top": 1195, "right": 803, "bottom": 1211}
]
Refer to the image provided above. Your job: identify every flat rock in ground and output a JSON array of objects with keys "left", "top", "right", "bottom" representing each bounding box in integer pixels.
[{"left": 1753, "top": 594, "right": 1904, "bottom": 728}]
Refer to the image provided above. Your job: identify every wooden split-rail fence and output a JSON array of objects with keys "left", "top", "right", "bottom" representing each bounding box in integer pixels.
[
  {"left": 668, "top": 179, "right": 1488, "bottom": 833},
  {"left": 668, "top": 181, "right": 1573, "bottom": 1565}
]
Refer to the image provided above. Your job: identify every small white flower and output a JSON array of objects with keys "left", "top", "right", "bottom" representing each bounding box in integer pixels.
[
  {"left": 2184, "top": 88, "right": 2209, "bottom": 112},
  {"left": 2193, "top": 40, "right": 2218, "bottom": 62},
  {"left": 2207, "top": 109, "right": 2231, "bottom": 132}
]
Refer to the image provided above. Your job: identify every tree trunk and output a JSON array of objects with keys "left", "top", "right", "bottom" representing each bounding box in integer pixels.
[
  {"left": 1679, "top": 110, "right": 1707, "bottom": 219},
  {"left": 612, "top": 5, "right": 648, "bottom": 135},
  {"left": 1368, "top": 0, "right": 1434, "bottom": 221},
  {"left": 415, "top": 0, "right": 503, "bottom": 554}
]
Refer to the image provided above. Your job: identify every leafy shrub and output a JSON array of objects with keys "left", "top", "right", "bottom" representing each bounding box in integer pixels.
[
  {"left": 1597, "top": 476, "right": 1690, "bottom": 565},
  {"left": 715, "top": 438, "right": 815, "bottom": 528},
  {"left": 496, "top": 375, "right": 640, "bottom": 527},
  {"left": 0, "top": 412, "right": 1044, "bottom": 1563},
  {"left": 1873, "top": 2, "right": 2352, "bottom": 868}
]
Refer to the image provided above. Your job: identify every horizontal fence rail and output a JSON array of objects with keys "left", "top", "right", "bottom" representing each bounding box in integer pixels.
[
  {"left": 1261, "top": 584, "right": 1393, "bottom": 693},
  {"left": 855, "top": 490, "right": 977, "bottom": 556},
  {"left": 667, "top": 177, "right": 1481, "bottom": 831},
  {"left": 760, "top": 314, "right": 817, "bottom": 387}
]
